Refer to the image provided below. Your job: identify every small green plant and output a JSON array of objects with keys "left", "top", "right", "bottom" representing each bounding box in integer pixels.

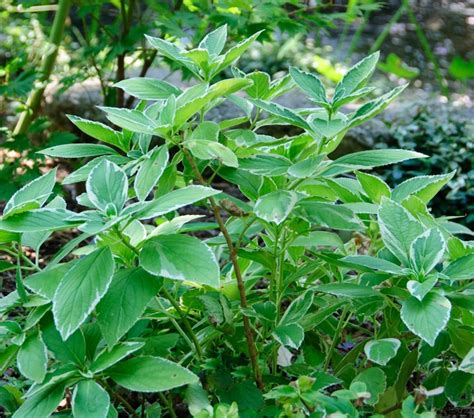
[{"left": 0, "top": 26, "right": 473, "bottom": 417}]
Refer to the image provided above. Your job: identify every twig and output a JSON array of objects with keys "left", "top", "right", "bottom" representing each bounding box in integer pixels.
[
  {"left": 181, "top": 146, "right": 264, "bottom": 389},
  {"left": 161, "top": 286, "right": 203, "bottom": 360},
  {"left": 323, "top": 305, "right": 351, "bottom": 371}
]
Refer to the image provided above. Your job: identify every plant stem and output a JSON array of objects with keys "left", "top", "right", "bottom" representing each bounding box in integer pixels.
[
  {"left": 323, "top": 305, "right": 350, "bottom": 371},
  {"left": 370, "top": 3, "right": 405, "bottom": 53},
  {"left": 158, "top": 393, "right": 178, "bottom": 418},
  {"left": 101, "top": 379, "right": 139, "bottom": 418},
  {"left": 161, "top": 286, "right": 203, "bottom": 360},
  {"left": 405, "top": 2, "right": 448, "bottom": 96},
  {"left": 182, "top": 147, "right": 264, "bottom": 389},
  {"left": 15, "top": 243, "right": 28, "bottom": 302},
  {"left": 13, "top": 0, "right": 71, "bottom": 136},
  {"left": 346, "top": 11, "right": 371, "bottom": 59},
  {"left": 235, "top": 216, "right": 257, "bottom": 249}
]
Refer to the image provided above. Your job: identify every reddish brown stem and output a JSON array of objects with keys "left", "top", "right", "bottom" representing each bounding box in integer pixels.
[{"left": 182, "top": 148, "right": 264, "bottom": 389}]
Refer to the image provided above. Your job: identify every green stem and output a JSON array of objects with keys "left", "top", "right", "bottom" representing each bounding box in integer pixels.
[
  {"left": 161, "top": 286, "right": 203, "bottom": 360},
  {"left": 235, "top": 216, "right": 257, "bottom": 249},
  {"left": 346, "top": 11, "right": 371, "bottom": 59},
  {"left": 13, "top": 0, "right": 71, "bottom": 136},
  {"left": 16, "top": 243, "right": 28, "bottom": 302},
  {"left": 323, "top": 305, "right": 350, "bottom": 371},
  {"left": 405, "top": 2, "right": 448, "bottom": 96},
  {"left": 158, "top": 393, "right": 177, "bottom": 418},
  {"left": 2, "top": 247, "right": 40, "bottom": 271},
  {"left": 101, "top": 379, "right": 139, "bottom": 418},
  {"left": 114, "top": 225, "right": 139, "bottom": 258},
  {"left": 370, "top": 3, "right": 405, "bottom": 53}
]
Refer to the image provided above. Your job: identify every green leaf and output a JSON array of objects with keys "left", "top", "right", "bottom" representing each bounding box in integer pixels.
[
  {"left": 0, "top": 260, "right": 15, "bottom": 273},
  {"left": 25, "top": 263, "right": 71, "bottom": 301},
  {"left": 251, "top": 99, "right": 311, "bottom": 131},
  {"left": 239, "top": 154, "right": 292, "bottom": 176},
  {"left": 392, "top": 172, "right": 455, "bottom": 203},
  {"left": 72, "top": 380, "right": 110, "bottom": 418},
  {"left": 185, "top": 383, "right": 213, "bottom": 417},
  {"left": 335, "top": 52, "right": 379, "bottom": 98},
  {"left": 4, "top": 169, "right": 56, "bottom": 217},
  {"left": 378, "top": 53, "right": 420, "bottom": 79},
  {"left": 185, "top": 139, "right": 238, "bottom": 168},
  {"left": 273, "top": 323, "right": 305, "bottom": 349},
  {"left": 364, "top": 338, "right": 401, "bottom": 366},
  {"left": 407, "top": 276, "right": 438, "bottom": 302},
  {"left": 332, "top": 87, "right": 375, "bottom": 110},
  {"left": 90, "top": 342, "right": 144, "bottom": 373},
  {"left": 442, "top": 254, "right": 474, "bottom": 280},
  {"left": 140, "top": 235, "right": 220, "bottom": 287},
  {"left": 0, "top": 209, "right": 78, "bottom": 233},
  {"left": 352, "top": 367, "right": 386, "bottom": 405},
  {"left": 342, "top": 255, "right": 404, "bottom": 275},
  {"left": 107, "top": 356, "right": 198, "bottom": 392},
  {"left": 291, "top": 231, "right": 343, "bottom": 249},
  {"left": 183, "top": 49, "right": 210, "bottom": 73},
  {"left": 409, "top": 228, "right": 445, "bottom": 274},
  {"left": 12, "top": 377, "right": 71, "bottom": 418},
  {"left": 134, "top": 145, "right": 169, "bottom": 201},
  {"left": 401, "top": 292, "right": 451, "bottom": 346},
  {"left": 0, "top": 345, "right": 19, "bottom": 374},
  {"left": 254, "top": 190, "right": 297, "bottom": 225},
  {"left": 449, "top": 56, "right": 474, "bottom": 80},
  {"left": 288, "top": 155, "right": 325, "bottom": 178},
  {"left": 114, "top": 78, "right": 181, "bottom": 100},
  {"left": 174, "top": 79, "right": 251, "bottom": 127},
  {"left": 62, "top": 156, "right": 129, "bottom": 185},
  {"left": 17, "top": 331, "right": 47, "bottom": 383},
  {"left": 99, "top": 107, "right": 157, "bottom": 134},
  {"left": 41, "top": 319, "right": 86, "bottom": 366},
  {"left": 132, "top": 185, "right": 220, "bottom": 220},
  {"left": 38, "top": 144, "right": 118, "bottom": 158},
  {"left": 190, "top": 121, "right": 220, "bottom": 141},
  {"left": 199, "top": 25, "right": 227, "bottom": 56},
  {"left": 330, "top": 149, "right": 427, "bottom": 170},
  {"left": 96, "top": 268, "right": 162, "bottom": 347},
  {"left": 356, "top": 171, "right": 391, "bottom": 203},
  {"left": 245, "top": 71, "right": 271, "bottom": 99},
  {"left": 214, "top": 30, "right": 263, "bottom": 75},
  {"left": 289, "top": 67, "right": 327, "bottom": 104},
  {"left": 348, "top": 85, "right": 407, "bottom": 129},
  {"left": 86, "top": 160, "right": 128, "bottom": 214},
  {"left": 67, "top": 115, "right": 125, "bottom": 150},
  {"left": 22, "top": 196, "right": 66, "bottom": 251},
  {"left": 145, "top": 35, "right": 199, "bottom": 77},
  {"left": 298, "top": 201, "right": 362, "bottom": 230},
  {"left": 280, "top": 290, "right": 314, "bottom": 325},
  {"left": 445, "top": 371, "right": 473, "bottom": 407},
  {"left": 53, "top": 247, "right": 115, "bottom": 339},
  {"left": 0, "top": 385, "right": 20, "bottom": 413},
  {"left": 315, "top": 283, "right": 379, "bottom": 298},
  {"left": 459, "top": 347, "right": 474, "bottom": 374},
  {"left": 378, "top": 198, "right": 424, "bottom": 266}
]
